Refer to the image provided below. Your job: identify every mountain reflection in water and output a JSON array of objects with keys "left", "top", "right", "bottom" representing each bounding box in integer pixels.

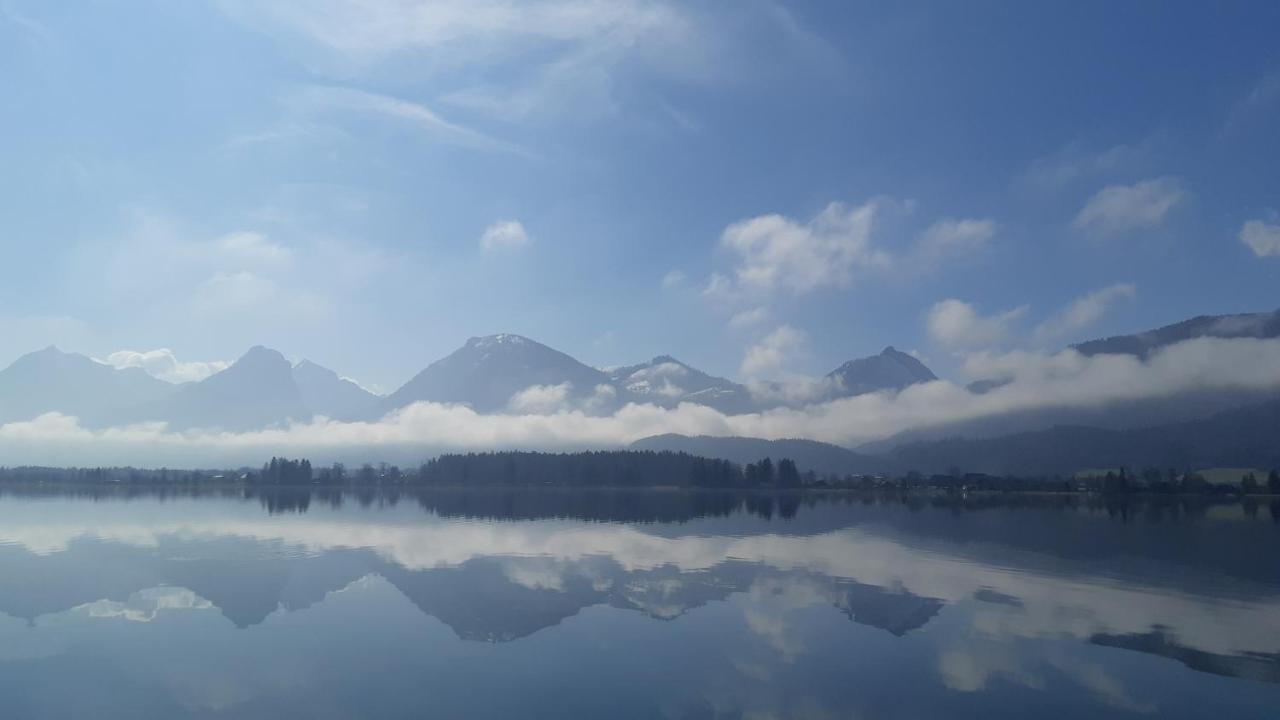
[{"left": 0, "top": 488, "right": 1276, "bottom": 719}]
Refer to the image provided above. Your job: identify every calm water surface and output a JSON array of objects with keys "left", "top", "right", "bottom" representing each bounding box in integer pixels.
[{"left": 0, "top": 489, "right": 1277, "bottom": 719}]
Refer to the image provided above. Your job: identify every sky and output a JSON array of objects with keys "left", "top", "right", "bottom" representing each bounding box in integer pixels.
[{"left": 2, "top": 0, "right": 1279, "bottom": 394}]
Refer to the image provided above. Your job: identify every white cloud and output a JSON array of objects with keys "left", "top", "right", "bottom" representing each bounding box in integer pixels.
[
  {"left": 581, "top": 383, "right": 619, "bottom": 414},
  {"left": 215, "top": 231, "right": 293, "bottom": 269},
  {"left": 289, "top": 85, "right": 529, "bottom": 156},
  {"left": 101, "top": 349, "right": 230, "bottom": 384},
  {"left": 740, "top": 325, "right": 806, "bottom": 379},
  {"left": 187, "top": 270, "right": 328, "bottom": 326},
  {"left": 194, "top": 271, "right": 278, "bottom": 312},
  {"left": 220, "top": 0, "right": 689, "bottom": 66},
  {"left": 479, "top": 220, "right": 531, "bottom": 253},
  {"left": 219, "top": 0, "right": 694, "bottom": 124},
  {"left": 1073, "top": 177, "right": 1187, "bottom": 236},
  {"left": 71, "top": 211, "right": 387, "bottom": 342},
  {"left": 927, "top": 300, "right": 1028, "bottom": 351},
  {"left": 219, "top": 0, "right": 815, "bottom": 124},
  {"left": 1024, "top": 140, "right": 1148, "bottom": 188},
  {"left": 1033, "top": 284, "right": 1136, "bottom": 343},
  {"left": 508, "top": 382, "right": 573, "bottom": 414},
  {"left": 1223, "top": 71, "right": 1280, "bottom": 134},
  {"left": 707, "top": 200, "right": 988, "bottom": 302},
  {"left": 661, "top": 269, "right": 686, "bottom": 289},
  {"left": 1239, "top": 218, "right": 1280, "bottom": 257},
  {"left": 84, "top": 215, "right": 297, "bottom": 299},
  {"left": 728, "top": 306, "right": 770, "bottom": 329},
  {"left": 507, "top": 381, "right": 619, "bottom": 415},
  {"left": 912, "top": 218, "right": 996, "bottom": 265},
  {"left": 718, "top": 200, "right": 890, "bottom": 297},
  {"left": 700, "top": 272, "right": 736, "bottom": 304}
]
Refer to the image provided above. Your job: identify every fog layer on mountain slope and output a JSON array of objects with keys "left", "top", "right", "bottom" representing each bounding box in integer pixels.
[{"left": 0, "top": 335, "right": 1277, "bottom": 468}]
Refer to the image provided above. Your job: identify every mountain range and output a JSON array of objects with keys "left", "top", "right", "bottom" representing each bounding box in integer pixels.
[
  {"left": 0, "top": 334, "right": 948, "bottom": 431},
  {"left": 0, "top": 308, "right": 1276, "bottom": 474},
  {"left": 1072, "top": 310, "right": 1280, "bottom": 359},
  {"left": 636, "top": 396, "right": 1280, "bottom": 478},
  {"left": 606, "top": 355, "right": 755, "bottom": 414},
  {"left": 0, "top": 345, "right": 382, "bottom": 432}
]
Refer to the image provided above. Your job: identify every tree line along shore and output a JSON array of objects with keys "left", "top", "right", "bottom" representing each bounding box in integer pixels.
[{"left": 2, "top": 450, "right": 1278, "bottom": 495}]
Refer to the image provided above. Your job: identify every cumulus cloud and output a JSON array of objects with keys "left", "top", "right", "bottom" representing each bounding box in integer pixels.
[
  {"left": 927, "top": 300, "right": 1028, "bottom": 351},
  {"left": 661, "top": 269, "right": 686, "bottom": 288},
  {"left": 73, "top": 212, "right": 385, "bottom": 333},
  {"left": 214, "top": 231, "right": 293, "bottom": 269},
  {"left": 1033, "top": 283, "right": 1136, "bottom": 343},
  {"left": 101, "top": 349, "right": 230, "bottom": 384},
  {"left": 740, "top": 325, "right": 806, "bottom": 379},
  {"left": 507, "top": 382, "right": 573, "bottom": 414},
  {"left": 1024, "top": 140, "right": 1149, "bottom": 188},
  {"left": 507, "top": 381, "right": 618, "bottom": 414},
  {"left": 912, "top": 218, "right": 996, "bottom": 265},
  {"left": 1073, "top": 177, "right": 1187, "bottom": 236},
  {"left": 704, "top": 201, "right": 991, "bottom": 316},
  {"left": 581, "top": 383, "right": 619, "bottom": 413},
  {"left": 1239, "top": 218, "right": 1280, "bottom": 257},
  {"left": 479, "top": 220, "right": 531, "bottom": 253},
  {"left": 728, "top": 306, "right": 770, "bottom": 329},
  {"left": 718, "top": 201, "right": 890, "bottom": 297},
  {"left": 700, "top": 272, "right": 736, "bottom": 305}
]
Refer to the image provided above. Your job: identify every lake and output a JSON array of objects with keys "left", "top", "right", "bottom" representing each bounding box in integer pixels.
[{"left": 0, "top": 488, "right": 1277, "bottom": 718}]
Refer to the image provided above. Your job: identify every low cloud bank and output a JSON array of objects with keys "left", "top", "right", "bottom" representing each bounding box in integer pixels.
[
  {"left": 2, "top": 337, "right": 1279, "bottom": 467},
  {"left": 101, "top": 349, "right": 229, "bottom": 384}
]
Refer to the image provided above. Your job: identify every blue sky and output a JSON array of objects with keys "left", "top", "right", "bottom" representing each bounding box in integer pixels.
[{"left": 2, "top": 0, "right": 1278, "bottom": 391}]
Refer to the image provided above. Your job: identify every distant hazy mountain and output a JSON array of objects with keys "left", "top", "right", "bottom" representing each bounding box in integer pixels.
[
  {"left": 153, "top": 346, "right": 311, "bottom": 431},
  {"left": 384, "top": 334, "right": 614, "bottom": 414},
  {"left": 738, "top": 347, "right": 940, "bottom": 411},
  {"left": 292, "top": 360, "right": 381, "bottom": 421},
  {"left": 1, "top": 308, "right": 1274, "bottom": 439},
  {"left": 631, "top": 434, "right": 883, "bottom": 476},
  {"left": 0, "top": 346, "right": 175, "bottom": 427},
  {"left": 1073, "top": 309, "right": 1280, "bottom": 359},
  {"left": 884, "top": 398, "right": 1280, "bottom": 475},
  {"left": 873, "top": 309, "right": 1280, "bottom": 450},
  {"left": 608, "top": 356, "right": 756, "bottom": 414},
  {"left": 826, "top": 346, "right": 937, "bottom": 398},
  {"left": 640, "top": 399, "right": 1280, "bottom": 479}
]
